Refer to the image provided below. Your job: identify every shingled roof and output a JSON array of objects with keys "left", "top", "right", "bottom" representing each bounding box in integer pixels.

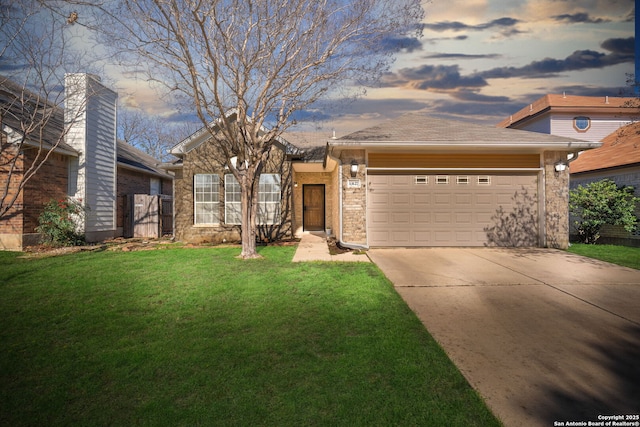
[
  {"left": 117, "top": 140, "right": 174, "bottom": 179},
  {"left": 570, "top": 122, "right": 640, "bottom": 174},
  {"left": 334, "top": 112, "right": 594, "bottom": 148},
  {"left": 0, "top": 76, "right": 77, "bottom": 154}
]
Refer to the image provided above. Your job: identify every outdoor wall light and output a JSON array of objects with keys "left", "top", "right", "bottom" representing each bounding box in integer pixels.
[
  {"left": 350, "top": 161, "right": 358, "bottom": 178},
  {"left": 554, "top": 161, "right": 567, "bottom": 173}
]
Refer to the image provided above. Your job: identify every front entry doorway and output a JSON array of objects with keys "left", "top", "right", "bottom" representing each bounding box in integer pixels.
[{"left": 303, "top": 184, "right": 325, "bottom": 231}]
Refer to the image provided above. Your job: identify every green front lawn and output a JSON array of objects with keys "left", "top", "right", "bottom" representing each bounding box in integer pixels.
[
  {"left": 568, "top": 243, "right": 640, "bottom": 270},
  {"left": 0, "top": 247, "right": 499, "bottom": 426}
]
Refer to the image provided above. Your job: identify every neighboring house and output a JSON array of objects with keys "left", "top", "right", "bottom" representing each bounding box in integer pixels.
[
  {"left": 569, "top": 122, "right": 640, "bottom": 246},
  {"left": 170, "top": 112, "right": 599, "bottom": 249},
  {"left": 0, "top": 73, "right": 173, "bottom": 250},
  {"left": 500, "top": 94, "right": 640, "bottom": 246},
  {"left": 497, "top": 94, "right": 635, "bottom": 142}
]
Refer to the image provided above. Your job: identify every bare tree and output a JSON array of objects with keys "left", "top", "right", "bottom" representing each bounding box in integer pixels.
[
  {"left": 0, "top": 1, "right": 95, "bottom": 221},
  {"left": 118, "top": 107, "right": 199, "bottom": 162},
  {"left": 97, "top": 0, "right": 424, "bottom": 258}
]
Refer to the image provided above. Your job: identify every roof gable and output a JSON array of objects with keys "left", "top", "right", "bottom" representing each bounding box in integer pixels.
[
  {"left": 170, "top": 110, "right": 302, "bottom": 157},
  {"left": 570, "top": 122, "right": 640, "bottom": 174}
]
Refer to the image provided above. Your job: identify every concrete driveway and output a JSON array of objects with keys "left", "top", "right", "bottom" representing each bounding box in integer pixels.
[{"left": 368, "top": 248, "right": 640, "bottom": 427}]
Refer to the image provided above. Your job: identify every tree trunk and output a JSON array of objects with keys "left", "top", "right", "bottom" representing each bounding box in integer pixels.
[{"left": 239, "top": 169, "right": 261, "bottom": 259}]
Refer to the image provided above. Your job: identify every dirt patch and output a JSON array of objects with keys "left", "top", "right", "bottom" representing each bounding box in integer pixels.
[
  {"left": 20, "top": 237, "right": 301, "bottom": 258},
  {"left": 327, "top": 237, "right": 352, "bottom": 255}
]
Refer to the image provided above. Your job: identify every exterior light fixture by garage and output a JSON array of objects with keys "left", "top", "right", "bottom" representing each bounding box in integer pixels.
[
  {"left": 350, "top": 161, "right": 358, "bottom": 178},
  {"left": 554, "top": 161, "right": 567, "bottom": 173}
]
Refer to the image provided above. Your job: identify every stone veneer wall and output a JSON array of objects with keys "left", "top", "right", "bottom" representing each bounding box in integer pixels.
[
  {"left": 174, "top": 141, "right": 292, "bottom": 244},
  {"left": 339, "top": 150, "right": 367, "bottom": 245},
  {"left": 543, "top": 151, "right": 570, "bottom": 249}
]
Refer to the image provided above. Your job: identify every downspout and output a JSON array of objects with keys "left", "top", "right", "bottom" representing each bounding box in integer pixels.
[{"left": 326, "top": 142, "right": 369, "bottom": 251}]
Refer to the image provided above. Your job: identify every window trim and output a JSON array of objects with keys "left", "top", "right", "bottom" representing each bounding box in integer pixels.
[
  {"left": 225, "top": 173, "right": 281, "bottom": 225},
  {"left": 477, "top": 176, "right": 491, "bottom": 185},
  {"left": 193, "top": 174, "right": 220, "bottom": 225},
  {"left": 436, "top": 175, "right": 449, "bottom": 185},
  {"left": 224, "top": 174, "right": 242, "bottom": 225}
]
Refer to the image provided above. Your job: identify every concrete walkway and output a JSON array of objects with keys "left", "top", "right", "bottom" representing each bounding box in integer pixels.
[{"left": 292, "top": 232, "right": 370, "bottom": 262}]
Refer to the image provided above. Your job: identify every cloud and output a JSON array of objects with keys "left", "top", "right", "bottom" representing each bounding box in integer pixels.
[
  {"left": 426, "top": 35, "right": 468, "bottom": 44},
  {"left": 552, "top": 13, "right": 609, "bottom": 24},
  {"left": 379, "top": 36, "right": 423, "bottom": 53},
  {"left": 546, "top": 84, "right": 630, "bottom": 97},
  {"left": 601, "top": 37, "right": 634, "bottom": 55},
  {"left": 448, "top": 89, "right": 511, "bottom": 103},
  {"left": 382, "top": 64, "right": 488, "bottom": 90},
  {"left": 423, "top": 52, "right": 501, "bottom": 60},
  {"left": 477, "top": 47, "right": 634, "bottom": 79},
  {"left": 425, "top": 17, "right": 521, "bottom": 33}
]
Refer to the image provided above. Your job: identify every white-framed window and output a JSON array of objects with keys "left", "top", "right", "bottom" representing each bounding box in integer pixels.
[
  {"left": 457, "top": 176, "right": 469, "bottom": 185},
  {"left": 436, "top": 175, "right": 449, "bottom": 185},
  {"left": 194, "top": 174, "right": 220, "bottom": 224},
  {"left": 225, "top": 174, "right": 281, "bottom": 225},
  {"left": 225, "top": 174, "right": 242, "bottom": 225},
  {"left": 478, "top": 176, "right": 491, "bottom": 185},
  {"left": 415, "top": 176, "right": 428, "bottom": 185},
  {"left": 258, "top": 174, "right": 281, "bottom": 225}
]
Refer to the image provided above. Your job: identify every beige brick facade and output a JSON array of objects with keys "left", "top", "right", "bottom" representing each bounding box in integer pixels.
[
  {"left": 338, "top": 150, "right": 367, "bottom": 245},
  {"left": 291, "top": 170, "right": 334, "bottom": 236},
  {"left": 174, "top": 140, "right": 293, "bottom": 244}
]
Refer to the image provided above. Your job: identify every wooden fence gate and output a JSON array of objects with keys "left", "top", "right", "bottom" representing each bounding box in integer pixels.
[{"left": 123, "top": 195, "right": 173, "bottom": 238}]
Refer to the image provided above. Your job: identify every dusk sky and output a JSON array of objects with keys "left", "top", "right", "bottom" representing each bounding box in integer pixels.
[{"left": 109, "top": 0, "right": 635, "bottom": 135}]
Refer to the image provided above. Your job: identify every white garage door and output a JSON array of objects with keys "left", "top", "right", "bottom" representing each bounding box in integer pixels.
[{"left": 367, "top": 174, "right": 539, "bottom": 247}]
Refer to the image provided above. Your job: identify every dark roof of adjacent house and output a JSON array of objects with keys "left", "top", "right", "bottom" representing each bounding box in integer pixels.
[
  {"left": 334, "top": 113, "right": 595, "bottom": 148},
  {"left": 117, "top": 140, "right": 174, "bottom": 179},
  {"left": 497, "top": 94, "right": 634, "bottom": 128},
  {"left": 0, "top": 75, "right": 78, "bottom": 154},
  {"left": 570, "top": 122, "right": 640, "bottom": 174}
]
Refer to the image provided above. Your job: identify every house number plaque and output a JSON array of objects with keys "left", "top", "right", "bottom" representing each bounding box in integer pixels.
[{"left": 347, "top": 179, "right": 361, "bottom": 188}]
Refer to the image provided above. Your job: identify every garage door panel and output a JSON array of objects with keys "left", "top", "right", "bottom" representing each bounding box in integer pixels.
[
  {"left": 392, "top": 212, "right": 410, "bottom": 224},
  {"left": 413, "top": 212, "right": 431, "bottom": 224},
  {"left": 434, "top": 212, "right": 452, "bottom": 224},
  {"left": 392, "top": 193, "right": 411, "bottom": 205},
  {"left": 434, "top": 193, "right": 451, "bottom": 205},
  {"left": 368, "top": 174, "right": 538, "bottom": 247}
]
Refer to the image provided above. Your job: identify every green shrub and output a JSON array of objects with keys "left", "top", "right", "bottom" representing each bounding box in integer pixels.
[
  {"left": 36, "top": 198, "right": 87, "bottom": 247},
  {"left": 569, "top": 179, "right": 639, "bottom": 244}
]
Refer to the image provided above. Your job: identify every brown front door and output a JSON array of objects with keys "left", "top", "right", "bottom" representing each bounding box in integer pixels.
[{"left": 303, "top": 184, "right": 325, "bottom": 231}]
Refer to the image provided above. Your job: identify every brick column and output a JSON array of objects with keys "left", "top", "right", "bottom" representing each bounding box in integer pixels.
[
  {"left": 543, "top": 151, "right": 570, "bottom": 249},
  {"left": 340, "top": 150, "right": 367, "bottom": 245}
]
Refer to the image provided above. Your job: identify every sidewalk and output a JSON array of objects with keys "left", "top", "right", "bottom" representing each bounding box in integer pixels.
[{"left": 292, "top": 232, "right": 370, "bottom": 262}]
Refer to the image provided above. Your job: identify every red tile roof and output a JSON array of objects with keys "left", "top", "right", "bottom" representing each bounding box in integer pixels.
[
  {"left": 570, "top": 122, "right": 640, "bottom": 174},
  {"left": 497, "top": 94, "right": 635, "bottom": 128}
]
